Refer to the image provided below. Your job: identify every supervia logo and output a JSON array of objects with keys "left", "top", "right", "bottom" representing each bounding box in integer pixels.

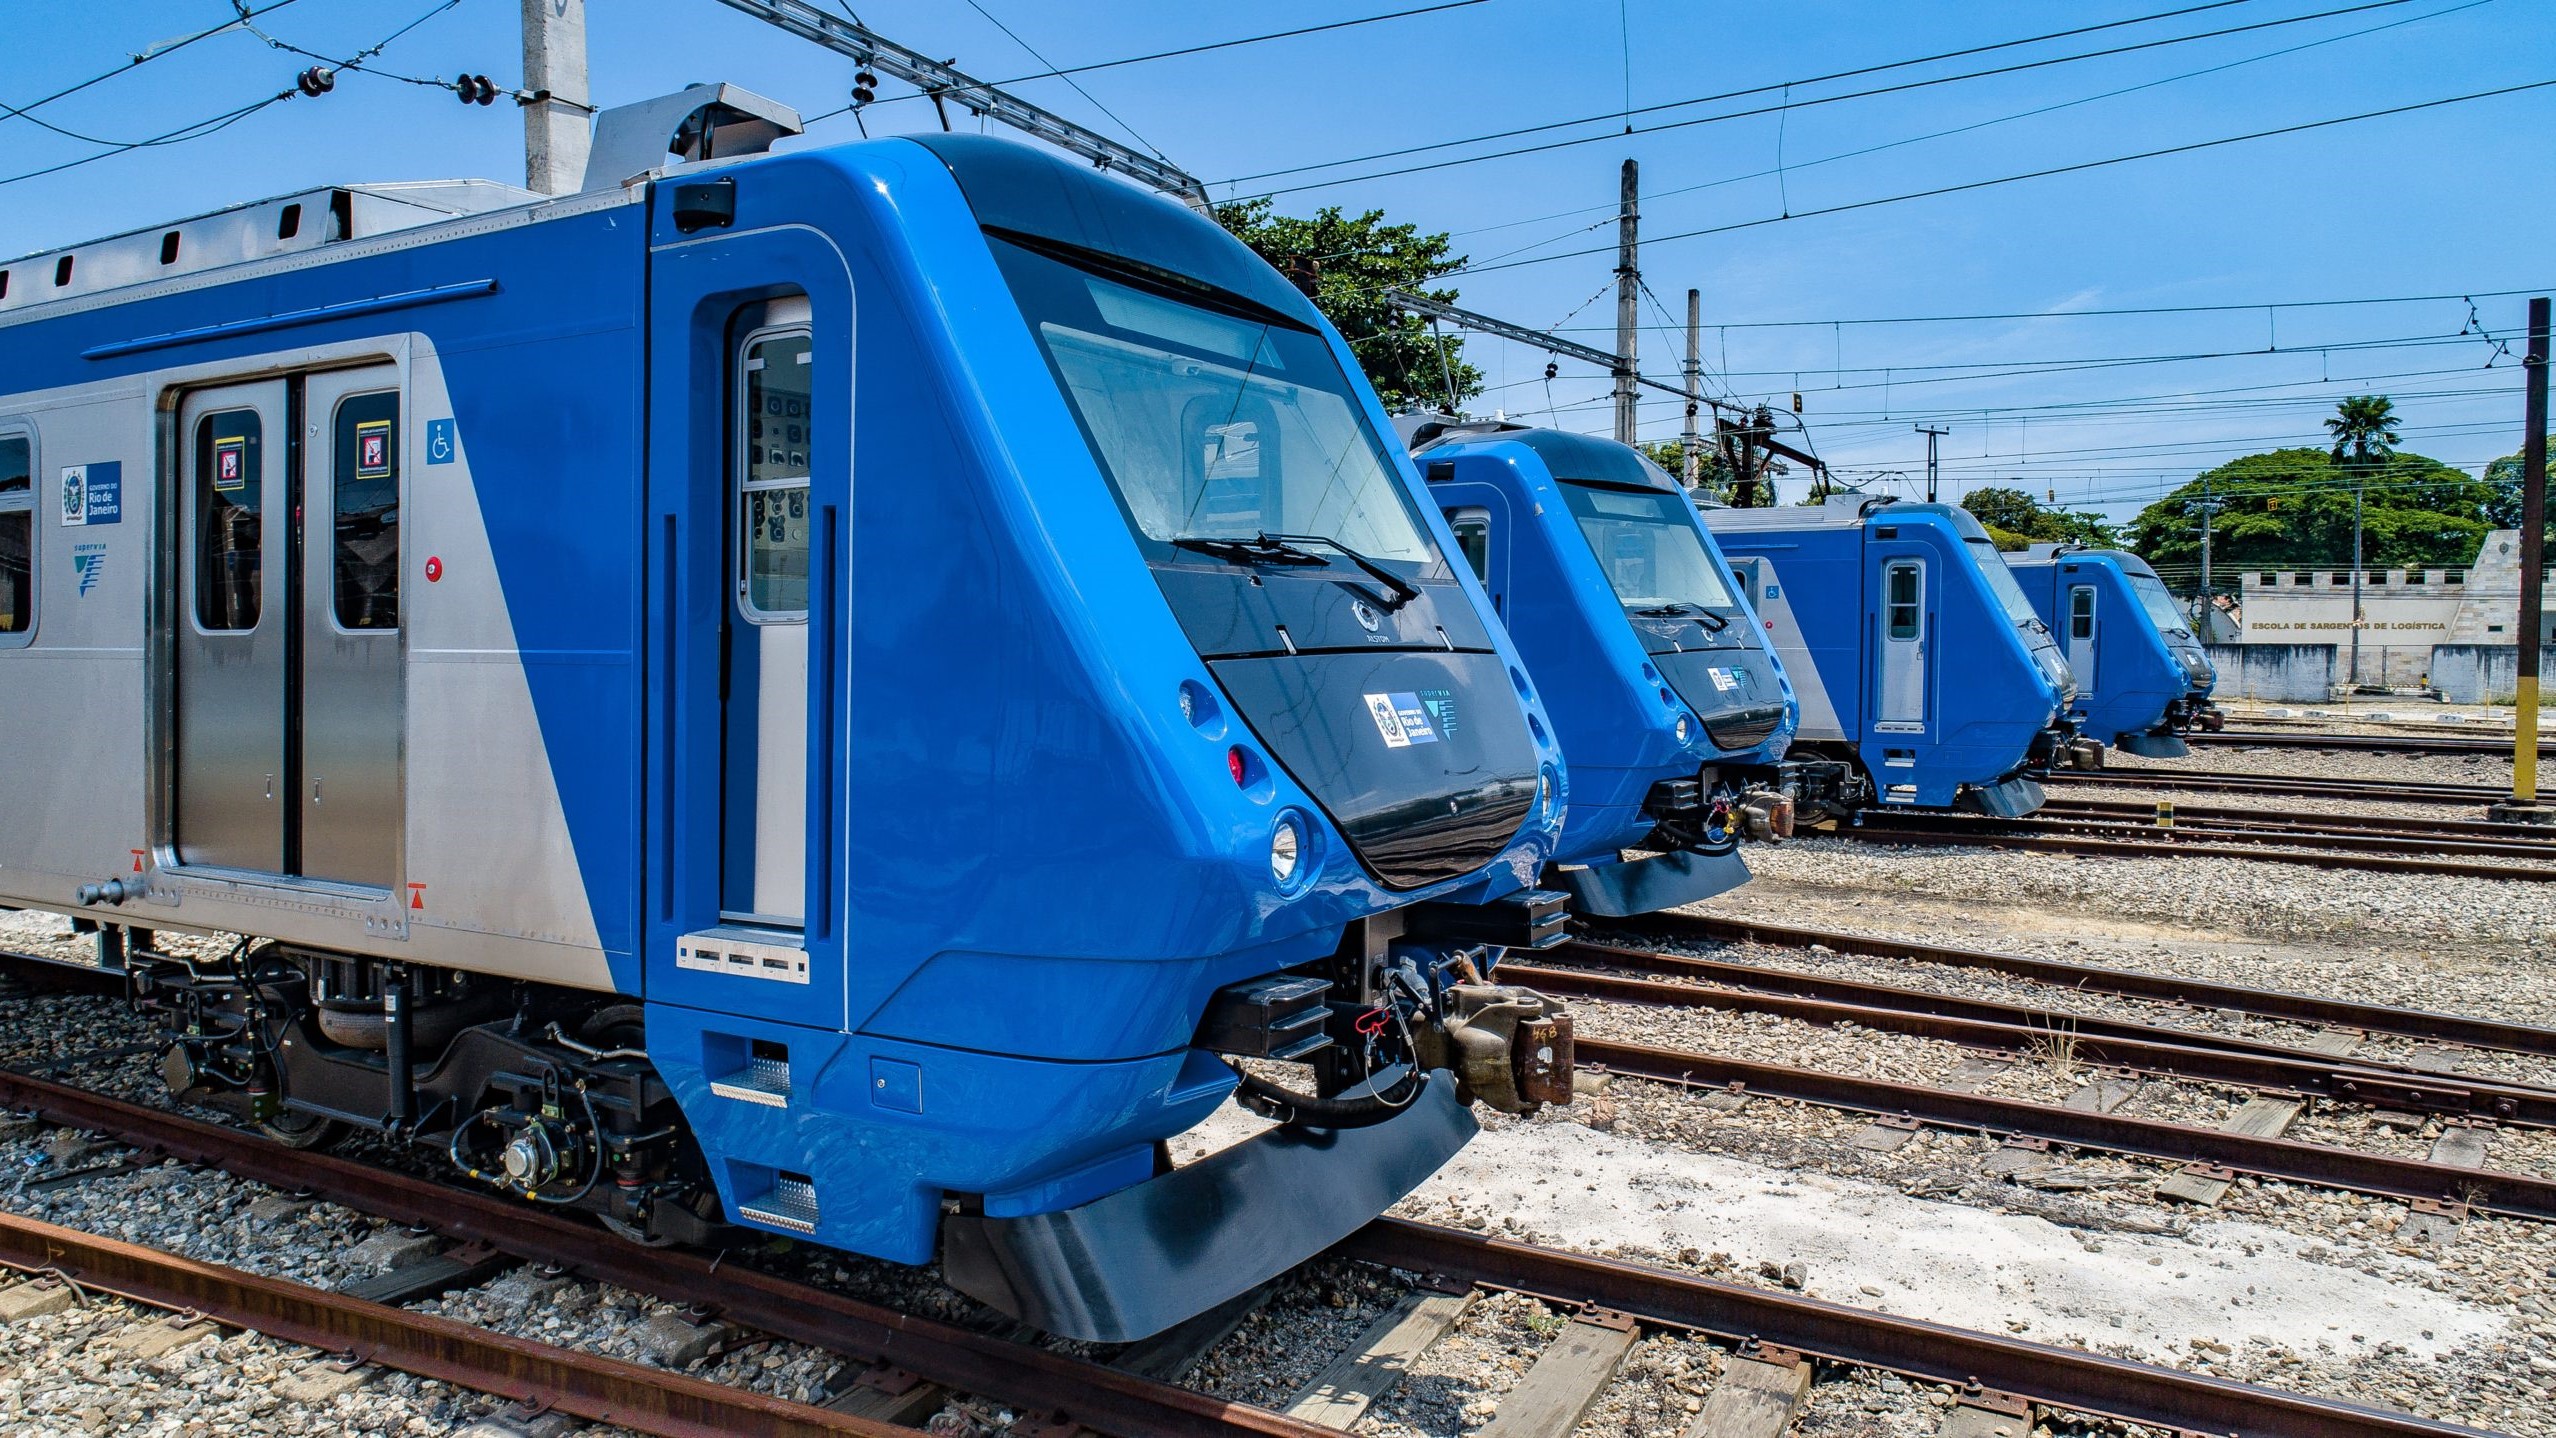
[{"left": 72, "top": 544, "right": 107, "bottom": 596}]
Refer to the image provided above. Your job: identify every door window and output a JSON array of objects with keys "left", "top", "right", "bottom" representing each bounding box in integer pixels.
[
  {"left": 1884, "top": 562, "right": 1920, "bottom": 639},
  {"left": 194, "top": 411, "right": 264, "bottom": 631},
  {"left": 2069, "top": 586, "right": 2096, "bottom": 642},
  {"left": 332, "top": 393, "right": 400, "bottom": 630},
  {"left": 1449, "top": 511, "right": 1491, "bottom": 583},
  {"left": 738, "top": 330, "right": 812, "bottom": 620},
  {"left": 0, "top": 432, "right": 29, "bottom": 639}
]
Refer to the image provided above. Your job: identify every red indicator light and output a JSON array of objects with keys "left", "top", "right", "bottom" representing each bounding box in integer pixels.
[
  {"left": 424, "top": 556, "right": 444, "bottom": 582},
  {"left": 1227, "top": 747, "right": 1248, "bottom": 786}
]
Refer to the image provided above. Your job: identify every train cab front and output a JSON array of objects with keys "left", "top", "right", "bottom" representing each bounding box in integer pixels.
[
  {"left": 816, "top": 136, "right": 1577, "bottom": 1342},
  {"left": 1413, "top": 424, "right": 1799, "bottom": 916},
  {"left": 1948, "top": 508, "right": 2080, "bottom": 817}
]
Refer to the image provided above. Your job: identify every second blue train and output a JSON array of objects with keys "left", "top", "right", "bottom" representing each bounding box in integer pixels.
[{"left": 2005, "top": 545, "right": 2221, "bottom": 758}]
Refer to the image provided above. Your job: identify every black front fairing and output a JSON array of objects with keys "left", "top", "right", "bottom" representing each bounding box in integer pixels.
[
  {"left": 1211, "top": 647, "right": 1538, "bottom": 889},
  {"left": 1650, "top": 648, "right": 1789, "bottom": 751},
  {"left": 1174, "top": 566, "right": 1535, "bottom": 888}
]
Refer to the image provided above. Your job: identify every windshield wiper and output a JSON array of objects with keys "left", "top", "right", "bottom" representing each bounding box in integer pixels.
[
  {"left": 1169, "top": 533, "right": 1331, "bottom": 568},
  {"left": 1635, "top": 601, "right": 1730, "bottom": 632},
  {"left": 1258, "top": 531, "right": 1422, "bottom": 607}
]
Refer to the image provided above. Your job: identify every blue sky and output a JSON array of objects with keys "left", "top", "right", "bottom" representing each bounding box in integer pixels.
[{"left": 6, "top": 1, "right": 2551, "bottom": 574}]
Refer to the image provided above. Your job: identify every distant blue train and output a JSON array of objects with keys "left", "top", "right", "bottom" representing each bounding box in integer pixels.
[
  {"left": 1704, "top": 497, "right": 2078, "bottom": 816},
  {"left": 1403, "top": 422, "right": 1800, "bottom": 915},
  {"left": 2006, "top": 546, "right": 2220, "bottom": 759},
  {"left": 0, "top": 86, "right": 1581, "bottom": 1340}
]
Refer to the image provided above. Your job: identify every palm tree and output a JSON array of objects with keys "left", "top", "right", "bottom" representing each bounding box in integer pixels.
[{"left": 2325, "top": 395, "right": 2401, "bottom": 685}]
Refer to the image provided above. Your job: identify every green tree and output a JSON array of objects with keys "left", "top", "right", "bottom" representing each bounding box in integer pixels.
[
  {"left": 2325, "top": 394, "right": 2401, "bottom": 470},
  {"left": 1213, "top": 199, "right": 1482, "bottom": 412},
  {"left": 1959, "top": 485, "right": 2120, "bottom": 548},
  {"left": 2483, "top": 437, "right": 2552, "bottom": 529},
  {"left": 2127, "top": 446, "right": 2493, "bottom": 578},
  {"left": 1640, "top": 439, "right": 1735, "bottom": 499}
]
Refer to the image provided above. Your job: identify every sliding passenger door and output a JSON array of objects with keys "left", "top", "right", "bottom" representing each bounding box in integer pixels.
[
  {"left": 299, "top": 366, "right": 405, "bottom": 887},
  {"left": 722, "top": 299, "right": 813, "bottom": 928},
  {"left": 2065, "top": 583, "right": 2099, "bottom": 692},
  {"left": 176, "top": 382, "right": 292, "bottom": 872},
  {"left": 173, "top": 369, "right": 404, "bottom": 885}
]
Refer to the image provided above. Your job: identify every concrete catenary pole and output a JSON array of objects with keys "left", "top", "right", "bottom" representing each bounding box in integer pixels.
[
  {"left": 1612, "top": 159, "right": 1639, "bottom": 446},
  {"left": 2494, "top": 296, "right": 2550, "bottom": 823},
  {"left": 521, "top": 0, "right": 592, "bottom": 196},
  {"left": 2349, "top": 480, "right": 2365, "bottom": 688},
  {"left": 1682, "top": 288, "right": 1703, "bottom": 487}
]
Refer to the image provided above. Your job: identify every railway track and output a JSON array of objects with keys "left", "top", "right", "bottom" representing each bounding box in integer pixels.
[
  {"left": 2191, "top": 728, "right": 2538, "bottom": 757},
  {"left": 2047, "top": 767, "right": 2507, "bottom": 806},
  {"left": 1832, "top": 805, "right": 2556, "bottom": 880},
  {"left": 2035, "top": 796, "right": 2556, "bottom": 847},
  {"left": 0, "top": 1060, "right": 2498, "bottom": 1438},
  {"left": 1583, "top": 911, "right": 2556, "bottom": 1058}
]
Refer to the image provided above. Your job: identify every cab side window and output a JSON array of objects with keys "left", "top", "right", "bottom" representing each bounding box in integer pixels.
[
  {"left": 2069, "top": 586, "right": 2096, "bottom": 641},
  {"left": 0, "top": 433, "right": 29, "bottom": 640}
]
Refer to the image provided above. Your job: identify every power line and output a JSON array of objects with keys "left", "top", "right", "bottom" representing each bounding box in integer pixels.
[
  {"left": 959, "top": 0, "right": 1164, "bottom": 159},
  {"left": 1554, "top": 285, "right": 2554, "bottom": 333},
  {"left": 1231, "top": 0, "right": 2425, "bottom": 195},
  {"left": 1225, "top": 0, "right": 2269, "bottom": 187},
  {"left": 0, "top": 0, "right": 307, "bottom": 130},
  {"left": 1440, "top": 0, "right": 2493, "bottom": 248},
  {"left": 1443, "top": 79, "right": 2556, "bottom": 280}
]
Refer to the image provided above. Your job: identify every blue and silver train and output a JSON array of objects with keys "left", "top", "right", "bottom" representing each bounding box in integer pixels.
[
  {"left": 1703, "top": 497, "right": 2078, "bottom": 816},
  {"left": 2005, "top": 546, "right": 2220, "bottom": 759},
  {"left": 1402, "top": 421, "right": 1801, "bottom": 914},
  {"left": 0, "top": 86, "right": 1581, "bottom": 1340}
]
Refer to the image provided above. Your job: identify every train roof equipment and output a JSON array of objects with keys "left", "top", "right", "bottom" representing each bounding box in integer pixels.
[
  {"left": 2006, "top": 545, "right": 2218, "bottom": 758},
  {"left": 0, "top": 85, "right": 1579, "bottom": 1344},
  {"left": 1703, "top": 496, "right": 2079, "bottom": 816},
  {"left": 1407, "top": 419, "right": 1802, "bottom": 915}
]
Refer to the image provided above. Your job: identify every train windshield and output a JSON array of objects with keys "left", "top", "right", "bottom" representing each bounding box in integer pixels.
[
  {"left": 1559, "top": 483, "right": 1740, "bottom": 616},
  {"left": 990, "top": 236, "right": 1445, "bottom": 577},
  {"left": 1965, "top": 538, "right": 2047, "bottom": 633},
  {"left": 2126, "top": 571, "right": 2193, "bottom": 636}
]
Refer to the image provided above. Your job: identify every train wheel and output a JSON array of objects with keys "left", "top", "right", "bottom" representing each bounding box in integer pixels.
[{"left": 256, "top": 1109, "right": 347, "bottom": 1151}]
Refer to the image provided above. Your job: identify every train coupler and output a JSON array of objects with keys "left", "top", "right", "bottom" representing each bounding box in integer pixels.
[{"left": 1414, "top": 983, "right": 1574, "bottom": 1114}]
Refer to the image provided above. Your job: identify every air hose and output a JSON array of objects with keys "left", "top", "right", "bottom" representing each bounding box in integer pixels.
[{"left": 1224, "top": 1060, "right": 1424, "bottom": 1130}]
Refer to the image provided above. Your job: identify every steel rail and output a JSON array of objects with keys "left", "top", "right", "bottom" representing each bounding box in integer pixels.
[
  {"left": 0, "top": 1068, "right": 1336, "bottom": 1438},
  {"left": 0, "top": 1208, "right": 911, "bottom": 1438},
  {"left": 1587, "top": 912, "right": 2556, "bottom": 1057},
  {"left": 1576, "top": 1036, "right": 2556, "bottom": 1220},
  {"left": 1829, "top": 815, "right": 2556, "bottom": 882},
  {"left": 2192, "top": 729, "right": 2538, "bottom": 756},
  {"left": 1852, "top": 806, "right": 2556, "bottom": 863},
  {"left": 2041, "top": 796, "right": 2556, "bottom": 843},
  {"left": 1342, "top": 1220, "right": 2494, "bottom": 1438},
  {"left": 2048, "top": 768, "right": 2504, "bottom": 804},
  {"left": 1508, "top": 950, "right": 2556, "bottom": 1126}
]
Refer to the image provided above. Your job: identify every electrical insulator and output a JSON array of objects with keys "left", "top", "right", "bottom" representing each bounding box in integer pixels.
[
  {"left": 1543, "top": 361, "right": 1559, "bottom": 382},
  {"left": 296, "top": 67, "right": 335, "bottom": 98},
  {"left": 456, "top": 74, "right": 500, "bottom": 106},
  {"left": 853, "top": 68, "right": 878, "bottom": 106}
]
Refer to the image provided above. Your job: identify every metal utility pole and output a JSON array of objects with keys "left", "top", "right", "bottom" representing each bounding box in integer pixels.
[
  {"left": 2349, "top": 480, "right": 2366, "bottom": 687},
  {"left": 2196, "top": 477, "right": 2223, "bottom": 638},
  {"left": 1915, "top": 423, "right": 1949, "bottom": 503},
  {"left": 1682, "top": 288, "right": 1703, "bottom": 487},
  {"left": 2494, "top": 295, "right": 2550, "bottom": 824},
  {"left": 1612, "top": 160, "right": 1639, "bottom": 446},
  {"left": 520, "top": 0, "right": 590, "bottom": 195},
  {"left": 715, "top": 0, "right": 1211, "bottom": 210}
]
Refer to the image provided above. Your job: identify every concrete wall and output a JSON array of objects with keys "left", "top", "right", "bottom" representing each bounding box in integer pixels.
[
  {"left": 2204, "top": 644, "right": 2335, "bottom": 703},
  {"left": 2433, "top": 645, "right": 2556, "bottom": 704}
]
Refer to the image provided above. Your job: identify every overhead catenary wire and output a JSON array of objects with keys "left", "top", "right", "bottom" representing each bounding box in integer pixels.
[
  {"left": 0, "top": 0, "right": 307, "bottom": 133},
  {"left": 1228, "top": 0, "right": 2429, "bottom": 196}
]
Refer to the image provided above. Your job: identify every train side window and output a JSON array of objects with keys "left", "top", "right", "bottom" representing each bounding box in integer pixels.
[
  {"left": 193, "top": 410, "right": 264, "bottom": 631},
  {"left": 333, "top": 392, "right": 400, "bottom": 630},
  {"left": 738, "top": 328, "right": 813, "bottom": 621},
  {"left": 0, "top": 432, "right": 30, "bottom": 641},
  {"left": 2069, "top": 585, "right": 2095, "bottom": 641},
  {"left": 1449, "top": 511, "right": 1491, "bottom": 583},
  {"left": 1884, "top": 561, "right": 1920, "bottom": 639}
]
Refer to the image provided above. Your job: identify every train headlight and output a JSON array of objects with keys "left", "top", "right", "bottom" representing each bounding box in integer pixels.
[
  {"left": 1674, "top": 715, "right": 1692, "bottom": 745},
  {"left": 1271, "top": 815, "right": 1305, "bottom": 887}
]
